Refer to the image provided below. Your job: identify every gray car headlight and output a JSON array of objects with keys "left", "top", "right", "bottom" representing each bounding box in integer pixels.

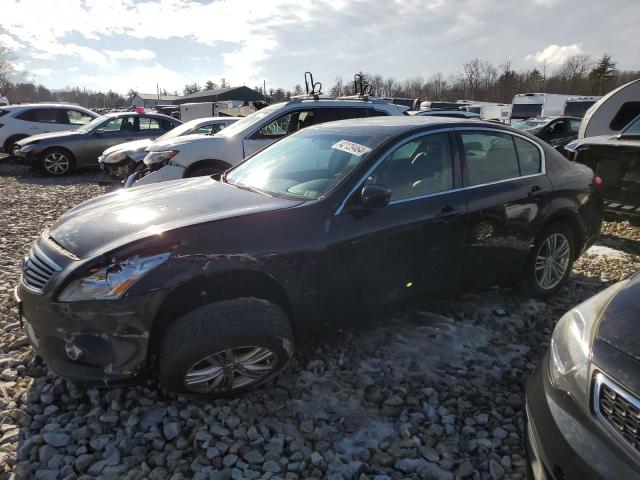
[
  {"left": 102, "top": 151, "right": 128, "bottom": 164},
  {"left": 144, "top": 150, "right": 178, "bottom": 167},
  {"left": 58, "top": 253, "right": 170, "bottom": 301},
  {"left": 549, "top": 281, "right": 625, "bottom": 406}
]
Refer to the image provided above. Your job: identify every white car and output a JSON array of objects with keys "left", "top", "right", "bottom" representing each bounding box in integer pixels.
[
  {"left": 0, "top": 103, "right": 98, "bottom": 155},
  {"left": 129, "top": 97, "right": 407, "bottom": 188},
  {"left": 99, "top": 116, "right": 239, "bottom": 180}
]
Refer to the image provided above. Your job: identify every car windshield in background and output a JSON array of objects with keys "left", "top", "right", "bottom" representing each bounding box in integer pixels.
[
  {"left": 512, "top": 119, "right": 547, "bottom": 134},
  {"left": 216, "top": 103, "right": 285, "bottom": 138},
  {"left": 621, "top": 115, "right": 640, "bottom": 136},
  {"left": 77, "top": 115, "right": 108, "bottom": 132},
  {"left": 226, "top": 129, "right": 384, "bottom": 200},
  {"left": 156, "top": 121, "right": 199, "bottom": 141}
]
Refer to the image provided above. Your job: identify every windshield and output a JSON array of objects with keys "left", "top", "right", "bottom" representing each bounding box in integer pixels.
[
  {"left": 621, "top": 115, "right": 640, "bottom": 136},
  {"left": 77, "top": 115, "right": 108, "bottom": 132},
  {"left": 156, "top": 121, "right": 200, "bottom": 141},
  {"left": 216, "top": 103, "right": 284, "bottom": 138},
  {"left": 226, "top": 128, "right": 385, "bottom": 200},
  {"left": 512, "top": 119, "right": 548, "bottom": 134}
]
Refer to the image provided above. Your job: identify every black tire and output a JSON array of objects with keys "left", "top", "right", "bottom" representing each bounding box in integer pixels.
[
  {"left": 186, "top": 164, "right": 224, "bottom": 178},
  {"left": 158, "top": 298, "right": 294, "bottom": 397},
  {"left": 40, "top": 148, "right": 74, "bottom": 176},
  {"left": 520, "top": 223, "right": 575, "bottom": 297}
]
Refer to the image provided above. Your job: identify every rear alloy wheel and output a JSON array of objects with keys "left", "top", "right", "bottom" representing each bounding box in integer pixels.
[
  {"left": 158, "top": 298, "right": 294, "bottom": 397},
  {"left": 42, "top": 149, "right": 72, "bottom": 176},
  {"left": 535, "top": 233, "right": 571, "bottom": 290},
  {"left": 522, "top": 224, "right": 574, "bottom": 296}
]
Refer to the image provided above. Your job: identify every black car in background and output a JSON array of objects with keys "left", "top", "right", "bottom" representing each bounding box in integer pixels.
[
  {"left": 526, "top": 272, "right": 640, "bottom": 479},
  {"left": 566, "top": 114, "right": 640, "bottom": 223},
  {"left": 512, "top": 116, "right": 583, "bottom": 153},
  {"left": 16, "top": 117, "right": 603, "bottom": 396},
  {"left": 14, "top": 112, "right": 181, "bottom": 176}
]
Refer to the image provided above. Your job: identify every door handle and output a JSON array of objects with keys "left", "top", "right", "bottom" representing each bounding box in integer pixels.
[
  {"left": 528, "top": 185, "right": 545, "bottom": 198},
  {"left": 435, "top": 205, "right": 463, "bottom": 218}
]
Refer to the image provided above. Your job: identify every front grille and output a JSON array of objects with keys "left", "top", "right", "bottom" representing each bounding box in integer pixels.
[
  {"left": 594, "top": 373, "right": 640, "bottom": 454},
  {"left": 21, "top": 242, "right": 61, "bottom": 292}
]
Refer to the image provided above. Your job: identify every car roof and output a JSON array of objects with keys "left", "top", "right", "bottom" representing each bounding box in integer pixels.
[
  {"left": 3, "top": 103, "right": 93, "bottom": 110},
  {"left": 102, "top": 111, "right": 179, "bottom": 121},
  {"left": 306, "top": 115, "right": 503, "bottom": 136}
]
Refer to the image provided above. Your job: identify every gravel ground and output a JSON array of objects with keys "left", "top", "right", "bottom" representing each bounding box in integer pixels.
[{"left": 1, "top": 163, "right": 639, "bottom": 480}]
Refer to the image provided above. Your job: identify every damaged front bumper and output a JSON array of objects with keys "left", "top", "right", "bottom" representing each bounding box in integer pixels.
[
  {"left": 99, "top": 155, "right": 140, "bottom": 181},
  {"left": 16, "top": 282, "right": 164, "bottom": 385},
  {"left": 125, "top": 164, "right": 186, "bottom": 189}
]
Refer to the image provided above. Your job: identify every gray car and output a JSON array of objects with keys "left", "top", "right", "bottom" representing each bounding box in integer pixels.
[{"left": 14, "top": 112, "right": 180, "bottom": 176}]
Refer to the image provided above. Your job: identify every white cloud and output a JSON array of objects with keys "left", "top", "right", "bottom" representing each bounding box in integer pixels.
[
  {"left": 72, "top": 63, "right": 188, "bottom": 94},
  {"left": 31, "top": 67, "right": 53, "bottom": 77},
  {"left": 526, "top": 43, "right": 583, "bottom": 66},
  {"left": 0, "top": 33, "right": 23, "bottom": 50},
  {"left": 105, "top": 49, "right": 156, "bottom": 61}
]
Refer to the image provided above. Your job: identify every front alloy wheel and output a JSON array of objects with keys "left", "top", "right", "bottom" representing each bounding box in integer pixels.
[
  {"left": 184, "top": 346, "right": 278, "bottom": 393},
  {"left": 534, "top": 232, "right": 571, "bottom": 290},
  {"left": 42, "top": 150, "right": 71, "bottom": 175}
]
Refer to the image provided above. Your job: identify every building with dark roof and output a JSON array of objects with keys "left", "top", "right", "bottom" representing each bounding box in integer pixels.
[{"left": 131, "top": 86, "right": 265, "bottom": 108}]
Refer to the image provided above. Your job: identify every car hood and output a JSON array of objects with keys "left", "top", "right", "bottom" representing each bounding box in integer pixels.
[
  {"left": 565, "top": 134, "right": 640, "bottom": 152},
  {"left": 49, "top": 177, "right": 303, "bottom": 259},
  {"left": 596, "top": 273, "right": 640, "bottom": 362},
  {"left": 17, "top": 130, "right": 83, "bottom": 146},
  {"left": 146, "top": 133, "right": 216, "bottom": 152},
  {"left": 103, "top": 139, "right": 153, "bottom": 156}
]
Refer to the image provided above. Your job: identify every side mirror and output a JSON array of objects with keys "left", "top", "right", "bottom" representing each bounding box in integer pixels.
[
  {"left": 360, "top": 184, "right": 391, "bottom": 208},
  {"left": 94, "top": 130, "right": 103, "bottom": 136}
]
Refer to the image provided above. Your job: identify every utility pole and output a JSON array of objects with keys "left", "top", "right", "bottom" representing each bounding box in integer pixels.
[
  {"left": 157, "top": 83, "right": 160, "bottom": 100},
  {"left": 263, "top": 80, "right": 266, "bottom": 102}
]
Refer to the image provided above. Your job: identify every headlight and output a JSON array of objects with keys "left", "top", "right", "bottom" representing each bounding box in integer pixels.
[
  {"left": 549, "top": 281, "right": 625, "bottom": 406},
  {"left": 144, "top": 150, "right": 178, "bottom": 167},
  {"left": 18, "top": 144, "right": 36, "bottom": 153},
  {"left": 102, "top": 151, "right": 128, "bottom": 164},
  {"left": 58, "top": 253, "right": 170, "bottom": 301}
]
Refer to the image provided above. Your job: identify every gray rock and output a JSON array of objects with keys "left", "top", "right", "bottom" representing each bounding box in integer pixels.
[
  {"left": 263, "top": 459, "right": 281, "bottom": 473},
  {"left": 42, "top": 432, "right": 70, "bottom": 447},
  {"left": 243, "top": 449, "right": 264, "bottom": 464},
  {"left": 489, "top": 458, "right": 505, "bottom": 479}
]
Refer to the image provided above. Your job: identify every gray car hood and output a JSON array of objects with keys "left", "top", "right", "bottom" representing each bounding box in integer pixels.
[
  {"left": 17, "top": 130, "right": 83, "bottom": 146},
  {"left": 102, "top": 139, "right": 153, "bottom": 156}
]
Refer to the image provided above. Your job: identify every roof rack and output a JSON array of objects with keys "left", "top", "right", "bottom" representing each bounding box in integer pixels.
[{"left": 291, "top": 71, "right": 323, "bottom": 100}]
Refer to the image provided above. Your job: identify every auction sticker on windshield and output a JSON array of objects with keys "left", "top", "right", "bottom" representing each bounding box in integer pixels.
[{"left": 332, "top": 140, "right": 372, "bottom": 156}]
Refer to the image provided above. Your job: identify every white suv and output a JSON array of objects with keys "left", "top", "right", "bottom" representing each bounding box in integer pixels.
[
  {"left": 129, "top": 97, "right": 407, "bottom": 188},
  {"left": 0, "top": 103, "right": 98, "bottom": 154}
]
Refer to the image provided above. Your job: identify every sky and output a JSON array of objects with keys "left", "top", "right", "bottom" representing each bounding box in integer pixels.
[{"left": 0, "top": 0, "right": 638, "bottom": 95}]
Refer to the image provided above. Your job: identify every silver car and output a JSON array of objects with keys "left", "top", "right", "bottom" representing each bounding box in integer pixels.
[
  {"left": 99, "top": 116, "right": 239, "bottom": 180},
  {"left": 14, "top": 112, "right": 180, "bottom": 176}
]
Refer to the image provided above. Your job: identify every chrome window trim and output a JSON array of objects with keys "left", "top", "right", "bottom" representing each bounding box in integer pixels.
[
  {"left": 334, "top": 126, "right": 547, "bottom": 215},
  {"left": 334, "top": 127, "right": 454, "bottom": 215},
  {"left": 593, "top": 371, "right": 640, "bottom": 457}
]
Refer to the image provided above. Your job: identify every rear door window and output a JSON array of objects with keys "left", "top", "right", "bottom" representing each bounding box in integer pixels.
[
  {"left": 460, "top": 132, "right": 520, "bottom": 186},
  {"left": 139, "top": 117, "right": 162, "bottom": 131},
  {"left": 514, "top": 137, "right": 542, "bottom": 176},
  {"left": 16, "top": 108, "right": 59, "bottom": 123}
]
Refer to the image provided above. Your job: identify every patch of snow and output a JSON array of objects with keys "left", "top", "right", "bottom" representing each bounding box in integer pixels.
[{"left": 587, "top": 245, "right": 630, "bottom": 260}]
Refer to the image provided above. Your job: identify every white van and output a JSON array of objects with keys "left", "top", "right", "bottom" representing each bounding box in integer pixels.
[
  {"left": 510, "top": 93, "right": 574, "bottom": 123},
  {"left": 462, "top": 102, "right": 512, "bottom": 124},
  {"left": 579, "top": 79, "right": 640, "bottom": 138},
  {"left": 0, "top": 97, "right": 8, "bottom": 106}
]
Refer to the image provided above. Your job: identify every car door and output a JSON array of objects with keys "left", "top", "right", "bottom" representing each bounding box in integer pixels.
[
  {"left": 457, "top": 128, "right": 552, "bottom": 289},
  {"left": 326, "top": 130, "right": 467, "bottom": 316},
  {"left": 85, "top": 116, "right": 137, "bottom": 165},
  {"left": 242, "top": 107, "right": 377, "bottom": 157},
  {"left": 15, "top": 108, "right": 61, "bottom": 135}
]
